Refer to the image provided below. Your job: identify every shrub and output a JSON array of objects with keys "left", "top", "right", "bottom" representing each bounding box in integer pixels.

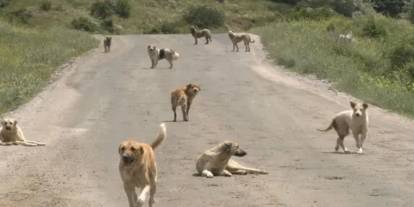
[
  {"left": 332, "top": 0, "right": 357, "bottom": 17},
  {"left": 71, "top": 17, "right": 98, "bottom": 32},
  {"left": 289, "top": 7, "right": 336, "bottom": 20},
  {"left": 0, "top": 0, "right": 10, "bottom": 7},
  {"left": 160, "top": 21, "right": 179, "bottom": 34},
  {"left": 361, "top": 17, "right": 387, "bottom": 38},
  {"left": 371, "top": 0, "right": 405, "bottom": 17},
  {"left": 90, "top": 1, "right": 113, "bottom": 19},
  {"left": 114, "top": 0, "right": 131, "bottom": 18},
  {"left": 389, "top": 40, "right": 414, "bottom": 70},
  {"left": 9, "top": 9, "right": 32, "bottom": 24},
  {"left": 184, "top": 6, "right": 224, "bottom": 28},
  {"left": 101, "top": 17, "right": 114, "bottom": 33},
  {"left": 40, "top": 1, "right": 52, "bottom": 11}
]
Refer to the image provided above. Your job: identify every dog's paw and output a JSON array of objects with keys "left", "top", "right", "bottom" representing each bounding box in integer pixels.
[
  {"left": 136, "top": 198, "right": 145, "bottom": 207},
  {"left": 356, "top": 148, "right": 364, "bottom": 154}
]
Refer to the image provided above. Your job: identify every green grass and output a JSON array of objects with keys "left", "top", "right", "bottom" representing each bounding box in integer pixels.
[
  {"left": 0, "top": 22, "right": 98, "bottom": 114},
  {"left": 253, "top": 15, "right": 414, "bottom": 117},
  {"left": 0, "top": 0, "right": 286, "bottom": 34}
]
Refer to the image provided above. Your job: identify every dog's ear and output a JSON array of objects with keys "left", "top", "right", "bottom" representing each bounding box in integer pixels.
[
  {"left": 362, "top": 103, "right": 368, "bottom": 109},
  {"left": 13, "top": 120, "right": 17, "bottom": 126},
  {"left": 139, "top": 146, "right": 144, "bottom": 154},
  {"left": 350, "top": 101, "right": 356, "bottom": 109},
  {"left": 186, "top": 83, "right": 193, "bottom": 89}
]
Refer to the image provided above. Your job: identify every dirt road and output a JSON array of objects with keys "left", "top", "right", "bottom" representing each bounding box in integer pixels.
[{"left": 0, "top": 34, "right": 413, "bottom": 207}]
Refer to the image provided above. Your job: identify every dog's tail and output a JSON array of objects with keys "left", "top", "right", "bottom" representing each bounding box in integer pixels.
[
  {"left": 172, "top": 51, "right": 180, "bottom": 60},
  {"left": 317, "top": 120, "right": 335, "bottom": 132},
  {"left": 151, "top": 123, "right": 167, "bottom": 149}
]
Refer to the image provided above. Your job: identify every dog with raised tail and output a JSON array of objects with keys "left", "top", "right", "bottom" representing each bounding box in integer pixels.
[
  {"left": 118, "top": 123, "right": 167, "bottom": 207},
  {"left": 318, "top": 101, "right": 369, "bottom": 154},
  {"left": 147, "top": 45, "right": 180, "bottom": 69},
  {"left": 0, "top": 118, "right": 45, "bottom": 146},
  {"left": 196, "top": 141, "right": 268, "bottom": 178}
]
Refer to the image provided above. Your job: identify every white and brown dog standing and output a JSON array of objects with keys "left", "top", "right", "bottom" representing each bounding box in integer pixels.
[
  {"left": 0, "top": 118, "right": 45, "bottom": 146},
  {"left": 147, "top": 45, "right": 180, "bottom": 69},
  {"left": 190, "top": 26, "right": 212, "bottom": 45},
  {"left": 118, "top": 123, "right": 167, "bottom": 207},
  {"left": 228, "top": 30, "right": 255, "bottom": 52},
  {"left": 319, "top": 101, "right": 369, "bottom": 154}
]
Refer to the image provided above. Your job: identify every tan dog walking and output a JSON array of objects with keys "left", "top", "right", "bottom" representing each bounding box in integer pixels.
[{"left": 118, "top": 123, "right": 167, "bottom": 207}]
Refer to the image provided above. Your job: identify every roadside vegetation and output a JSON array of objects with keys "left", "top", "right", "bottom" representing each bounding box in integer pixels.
[{"left": 254, "top": 0, "right": 414, "bottom": 117}]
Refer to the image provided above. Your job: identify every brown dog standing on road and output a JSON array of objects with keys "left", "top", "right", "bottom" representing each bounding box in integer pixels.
[
  {"left": 190, "top": 26, "right": 212, "bottom": 45},
  {"left": 318, "top": 101, "right": 369, "bottom": 154},
  {"left": 118, "top": 123, "right": 167, "bottom": 207},
  {"left": 170, "top": 83, "right": 200, "bottom": 122},
  {"left": 103, "top": 37, "right": 112, "bottom": 53}
]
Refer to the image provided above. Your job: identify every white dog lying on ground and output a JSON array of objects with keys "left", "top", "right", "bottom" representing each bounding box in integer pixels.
[{"left": 196, "top": 141, "right": 268, "bottom": 178}]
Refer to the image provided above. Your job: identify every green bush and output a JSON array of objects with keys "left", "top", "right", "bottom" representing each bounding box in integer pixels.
[
  {"left": 160, "top": 21, "right": 179, "bottom": 34},
  {"left": 9, "top": 9, "right": 32, "bottom": 24},
  {"left": 101, "top": 17, "right": 114, "bottom": 33},
  {"left": 90, "top": 1, "right": 113, "bottom": 19},
  {"left": 389, "top": 40, "right": 414, "bottom": 70},
  {"left": 0, "top": 0, "right": 10, "bottom": 7},
  {"left": 184, "top": 6, "right": 224, "bottom": 28},
  {"left": 40, "top": 1, "right": 52, "bottom": 11},
  {"left": 361, "top": 17, "right": 387, "bottom": 38},
  {"left": 289, "top": 7, "right": 336, "bottom": 20},
  {"left": 71, "top": 17, "right": 98, "bottom": 32},
  {"left": 114, "top": 0, "right": 131, "bottom": 18},
  {"left": 332, "top": 0, "right": 357, "bottom": 17}
]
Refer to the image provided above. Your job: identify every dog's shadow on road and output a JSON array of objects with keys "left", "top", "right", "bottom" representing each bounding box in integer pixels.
[
  {"left": 322, "top": 151, "right": 363, "bottom": 155},
  {"left": 142, "top": 67, "right": 174, "bottom": 70},
  {"left": 161, "top": 120, "right": 187, "bottom": 123}
]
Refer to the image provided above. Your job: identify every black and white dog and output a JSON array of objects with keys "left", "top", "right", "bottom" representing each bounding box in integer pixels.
[{"left": 147, "top": 45, "right": 180, "bottom": 69}]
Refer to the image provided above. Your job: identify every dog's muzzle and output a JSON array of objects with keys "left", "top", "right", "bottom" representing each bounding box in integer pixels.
[
  {"left": 122, "top": 155, "right": 135, "bottom": 164},
  {"left": 234, "top": 149, "right": 247, "bottom": 157},
  {"left": 5, "top": 126, "right": 11, "bottom": 130}
]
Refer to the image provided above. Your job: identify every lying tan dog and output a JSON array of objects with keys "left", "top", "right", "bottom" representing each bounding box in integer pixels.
[
  {"left": 228, "top": 30, "right": 255, "bottom": 52},
  {"left": 147, "top": 45, "right": 180, "bottom": 69},
  {"left": 190, "top": 26, "right": 212, "bottom": 45},
  {"left": 196, "top": 141, "right": 268, "bottom": 178},
  {"left": 319, "top": 101, "right": 369, "bottom": 154},
  {"left": 119, "top": 123, "right": 167, "bottom": 207},
  {"left": 170, "top": 83, "right": 200, "bottom": 122},
  {"left": 103, "top": 37, "right": 112, "bottom": 53},
  {"left": 0, "top": 118, "right": 45, "bottom": 146}
]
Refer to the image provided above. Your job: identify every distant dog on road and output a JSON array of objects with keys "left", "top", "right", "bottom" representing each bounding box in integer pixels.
[
  {"left": 196, "top": 141, "right": 268, "bottom": 178},
  {"left": 228, "top": 30, "right": 254, "bottom": 52},
  {"left": 0, "top": 118, "right": 45, "bottom": 146},
  {"left": 318, "top": 101, "right": 369, "bottom": 154},
  {"left": 119, "top": 123, "right": 167, "bottom": 207},
  {"left": 147, "top": 45, "right": 180, "bottom": 69},
  {"left": 190, "top": 26, "right": 212, "bottom": 45},
  {"left": 104, "top": 37, "right": 112, "bottom": 53},
  {"left": 170, "top": 83, "right": 200, "bottom": 122}
]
